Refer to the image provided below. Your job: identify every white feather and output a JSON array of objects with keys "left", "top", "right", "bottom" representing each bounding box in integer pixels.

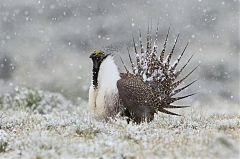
[{"left": 88, "top": 56, "right": 121, "bottom": 119}]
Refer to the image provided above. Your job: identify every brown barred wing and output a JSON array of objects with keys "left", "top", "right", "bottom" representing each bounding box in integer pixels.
[{"left": 117, "top": 73, "right": 156, "bottom": 123}]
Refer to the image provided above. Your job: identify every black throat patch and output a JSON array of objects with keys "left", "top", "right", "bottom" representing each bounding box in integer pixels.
[
  {"left": 92, "top": 66, "right": 100, "bottom": 89},
  {"left": 90, "top": 52, "right": 109, "bottom": 89},
  {"left": 92, "top": 57, "right": 107, "bottom": 89}
]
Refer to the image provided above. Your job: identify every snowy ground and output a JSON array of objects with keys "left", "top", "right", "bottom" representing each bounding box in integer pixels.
[{"left": 0, "top": 88, "right": 239, "bottom": 159}]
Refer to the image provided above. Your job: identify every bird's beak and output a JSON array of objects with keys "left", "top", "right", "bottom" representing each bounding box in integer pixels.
[{"left": 89, "top": 53, "right": 95, "bottom": 59}]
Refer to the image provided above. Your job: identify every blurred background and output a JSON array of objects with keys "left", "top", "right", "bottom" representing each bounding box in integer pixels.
[{"left": 0, "top": 0, "right": 239, "bottom": 108}]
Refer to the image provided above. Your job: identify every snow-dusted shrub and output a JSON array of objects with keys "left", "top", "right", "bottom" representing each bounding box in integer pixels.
[
  {"left": 0, "top": 87, "right": 73, "bottom": 114},
  {"left": 0, "top": 130, "right": 9, "bottom": 153},
  {"left": 14, "top": 87, "right": 43, "bottom": 110},
  {"left": 75, "top": 127, "right": 100, "bottom": 139}
]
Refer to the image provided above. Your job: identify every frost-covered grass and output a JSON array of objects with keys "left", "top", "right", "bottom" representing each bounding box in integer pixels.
[{"left": 0, "top": 88, "right": 239, "bottom": 159}]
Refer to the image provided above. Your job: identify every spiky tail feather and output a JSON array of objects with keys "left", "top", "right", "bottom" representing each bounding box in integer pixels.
[{"left": 129, "top": 27, "right": 197, "bottom": 116}]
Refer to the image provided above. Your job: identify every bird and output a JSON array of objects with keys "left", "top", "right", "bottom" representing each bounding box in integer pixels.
[{"left": 88, "top": 27, "right": 197, "bottom": 123}]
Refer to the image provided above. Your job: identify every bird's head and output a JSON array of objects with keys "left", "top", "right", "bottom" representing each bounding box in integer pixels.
[{"left": 90, "top": 50, "right": 111, "bottom": 69}]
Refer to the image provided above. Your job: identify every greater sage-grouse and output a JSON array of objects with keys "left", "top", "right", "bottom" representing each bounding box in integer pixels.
[{"left": 89, "top": 27, "right": 197, "bottom": 123}]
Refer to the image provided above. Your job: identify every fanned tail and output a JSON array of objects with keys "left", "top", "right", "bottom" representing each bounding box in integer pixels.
[{"left": 128, "top": 27, "right": 197, "bottom": 116}]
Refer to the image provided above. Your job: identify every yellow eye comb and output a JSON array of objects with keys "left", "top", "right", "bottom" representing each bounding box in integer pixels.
[{"left": 95, "top": 50, "right": 103, "bottom": 55}]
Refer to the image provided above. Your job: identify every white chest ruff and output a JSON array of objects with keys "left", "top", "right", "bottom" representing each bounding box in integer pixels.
[{"left": 88, "top": 56, "right": 121, "bottom": 119}]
